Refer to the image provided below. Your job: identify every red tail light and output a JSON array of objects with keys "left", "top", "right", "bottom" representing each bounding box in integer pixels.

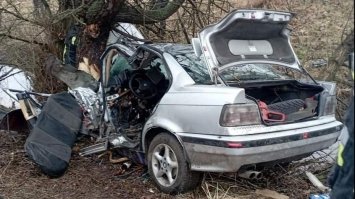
[{"left": 220, "top": 104, "right": 261, "bottom": 127}]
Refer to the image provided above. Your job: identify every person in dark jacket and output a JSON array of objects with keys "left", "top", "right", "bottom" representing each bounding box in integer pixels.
[
  {"left": 328, "top": 53, "right": 354, "bottom": 199},
  {"left": 63, "top": 25, "right": 80, "bottom": 66}
]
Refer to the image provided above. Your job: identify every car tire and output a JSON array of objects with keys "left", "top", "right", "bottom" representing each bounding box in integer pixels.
[{"left": 147, "top": 133, "right": 201, "bottom": 194}]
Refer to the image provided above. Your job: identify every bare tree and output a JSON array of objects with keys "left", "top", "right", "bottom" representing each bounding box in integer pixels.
[{"left": 0, "top": 0, "right": 186, "bottom": 92}]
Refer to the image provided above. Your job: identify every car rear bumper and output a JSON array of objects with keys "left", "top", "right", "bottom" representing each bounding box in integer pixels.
[{"left": 178, "top": 121, "right": 343, "bottom": 172}]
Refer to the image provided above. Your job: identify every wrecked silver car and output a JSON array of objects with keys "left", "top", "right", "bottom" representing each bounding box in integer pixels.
[{"left": 1, "top": 10, "right": 343, "bottom": 194}]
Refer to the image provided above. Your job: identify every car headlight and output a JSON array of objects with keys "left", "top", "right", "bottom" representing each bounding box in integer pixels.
[
  {"left": 220, "top": 104, "right": 261, "bottom": 127},
  {"left": 323, "top": 95, "right": 337, "bottom": 116}
]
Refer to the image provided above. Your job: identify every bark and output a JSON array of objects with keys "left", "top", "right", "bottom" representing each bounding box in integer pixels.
[
  {"left": 85, "top": 0, "right": 126, "bottom": 24},
  {"left": 58, "top": 0, "right": 184, "bottom": 68},
  {"left": 33, "top": 0, "right": 52, "bottom": 18},
  {"left": 115, "top": 0, "right": 185, "bottom": 24}
]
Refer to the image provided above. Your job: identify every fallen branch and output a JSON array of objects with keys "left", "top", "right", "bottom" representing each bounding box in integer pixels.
[{"left": 98, "top": 151, "right": 129, "bottom": 164}]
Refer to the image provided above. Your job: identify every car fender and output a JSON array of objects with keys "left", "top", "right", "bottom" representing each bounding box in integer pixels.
[
  {"left": 143, "top": 115, "right": 184, "bottom": 151},
  {"left": 142, "top": 113, "right": 194, "bottom": 164}
]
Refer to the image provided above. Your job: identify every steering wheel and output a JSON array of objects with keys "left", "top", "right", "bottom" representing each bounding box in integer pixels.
[{"left": 129, "top": 72, "right": 158, "bottom": 100}]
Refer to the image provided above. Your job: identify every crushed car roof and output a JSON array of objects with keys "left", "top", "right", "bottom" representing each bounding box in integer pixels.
[{"left": 149, "top": 43, "right": 195, "bottom": 56}]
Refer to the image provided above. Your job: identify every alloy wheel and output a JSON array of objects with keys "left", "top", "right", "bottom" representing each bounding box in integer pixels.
[{"left": 151, "top": 144, "right": 179, "bottom": 187}]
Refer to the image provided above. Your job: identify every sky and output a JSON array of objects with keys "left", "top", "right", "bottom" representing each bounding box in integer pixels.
[{"left": 0, "top": 65, "right": 32, "bottom": 108}]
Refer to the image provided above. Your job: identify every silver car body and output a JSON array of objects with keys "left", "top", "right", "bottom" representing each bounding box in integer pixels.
[
  {"left": 142, "top": 52, "right": 342, "bottom": 172},
  {"left": 140, "top": 10, "right": 342, "bottom": 172}
]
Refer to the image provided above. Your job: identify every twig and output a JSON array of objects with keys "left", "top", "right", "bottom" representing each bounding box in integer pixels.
[
  {"left": 177, "top": 11, "right": 190, "bottom": 44},
  {"left": 0, "top": 33, "right": 47, "bottom": 47},
  {"left": 340, "top": 5, "right": 354, "bottom": 44},
  {"left": 0, "top": 70, "right": 23, "bottom": 81},
  {"left": 0, "top": 152, "right": 14, "bottom": 183},
  {"left": 337, "top": 97, "right": 350, "bottom": 108}
]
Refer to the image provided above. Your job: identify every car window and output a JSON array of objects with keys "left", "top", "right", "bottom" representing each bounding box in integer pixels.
[
  {"left": 173, "top": 53, "right": 213, "bottom": 85},
  {"left": 151, "top": 58, "right": 169, "bottom": 79},
  {"left": 220, "top": 63, "right": 313, "bottom": 83}
]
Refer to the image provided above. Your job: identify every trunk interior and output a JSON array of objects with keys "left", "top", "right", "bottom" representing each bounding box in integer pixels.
[{"left": 232, "top": 80, "right": 324, "bottom": 124}]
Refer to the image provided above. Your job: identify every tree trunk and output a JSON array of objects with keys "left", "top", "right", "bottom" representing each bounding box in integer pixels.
[
  {"left": 56, "top": 0, "right": 185, "bottom": 66},
  {"left": 0, "top": 0, "right": 185, "bottom": 92}
]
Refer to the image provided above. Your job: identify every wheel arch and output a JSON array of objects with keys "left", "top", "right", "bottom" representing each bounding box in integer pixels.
[{"left": 143, "top": 127, "right": 191, "bottom": 166}]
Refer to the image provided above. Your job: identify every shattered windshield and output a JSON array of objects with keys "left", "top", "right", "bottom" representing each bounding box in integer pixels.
[
  {"left": 173, "top": 53, "right": 212, "bottom": 85},
  {"left": 220, "top": 63, "right": 312, "bottom": 83}
]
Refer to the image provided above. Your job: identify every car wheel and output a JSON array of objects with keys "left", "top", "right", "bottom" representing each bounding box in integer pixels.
[{"left": 148, "top": 133, "right": 201, "bottom": 194}]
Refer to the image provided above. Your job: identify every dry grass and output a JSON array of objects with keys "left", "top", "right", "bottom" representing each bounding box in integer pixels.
[
  {"left": 0, "top": 130, "right": 336, "bottom": 199},
  {"left": 0, "top": 131, "right": 177, "bottom": 199}
]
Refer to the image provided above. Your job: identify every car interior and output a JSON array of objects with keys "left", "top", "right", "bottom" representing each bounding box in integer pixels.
[{"left": 101, "top": 47, "right": 170, "bottom": 143}]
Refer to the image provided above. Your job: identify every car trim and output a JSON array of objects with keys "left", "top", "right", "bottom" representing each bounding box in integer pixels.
[{"left": 180, "top": 125, "right": 343, "bottom": 148}]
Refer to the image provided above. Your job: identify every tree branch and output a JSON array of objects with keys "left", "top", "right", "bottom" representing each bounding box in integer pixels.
[
  {"left": 0, "top": 33, "right": 47, "bottom": 47},
  {"left": 0, "top": 67, "right": 15, "bottom": 80},
  {"left": 112, "top": 26, "right": 151, "bottom": 43},
  {"left": 0, "top": 70, "right": 23, "bottom": 81},
  {"left": 115, "top": 0, "right": 185, "bottom": 24},
  {"left": 0, "top": 8, "right": 44, "bottom": 27},
  {"left": 33, "top": 0, "right": 52, "bottom": 19},
  {"left": 177, "top": 11, "right": 190, "bottom": 44}
]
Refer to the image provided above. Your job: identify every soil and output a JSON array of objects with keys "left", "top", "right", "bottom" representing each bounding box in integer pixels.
[
  {"left": 0, "top": 131, "right": 177, "bottom": 199},
  {"left": 0, "top": 130, "right": 329, "bottom": 199}
]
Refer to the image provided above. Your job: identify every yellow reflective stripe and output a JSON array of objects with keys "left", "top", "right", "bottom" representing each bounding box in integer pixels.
[
  {"left": 63, "top": 46, "right": 67, "bottom": 61},
  {"left": 352, "top": 71, "right": 354, "bottom": 80},
  {"left": 71, "top": 37, "right": 77, "bottom": 45},
  {"left": 337, "top": 143, "right": 345, "bottom": 167}
]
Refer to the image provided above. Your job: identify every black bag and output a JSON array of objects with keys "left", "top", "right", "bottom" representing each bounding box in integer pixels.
[{"left": 25, "top": 92, "right": 82, "bottom": 177}]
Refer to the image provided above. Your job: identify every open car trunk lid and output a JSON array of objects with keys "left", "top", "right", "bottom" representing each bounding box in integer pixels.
[{"left": 196, "top": 10, "right": 300, "bottom": 78}]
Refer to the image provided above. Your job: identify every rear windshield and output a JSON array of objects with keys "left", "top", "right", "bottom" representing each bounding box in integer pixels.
[
  {"left": 220, "top": 63, "right": 313, "bottom": 83},
  {"left": 173, "top": 53, "right": 213, "bottom": 85}
]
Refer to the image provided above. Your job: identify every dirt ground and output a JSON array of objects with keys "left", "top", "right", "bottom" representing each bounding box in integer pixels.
[
  {"left": 0, "top": 130, "right": 332, "bottom": 199},
  {"left": 0, "top": 131, "right": 179, "bottom": 199}
]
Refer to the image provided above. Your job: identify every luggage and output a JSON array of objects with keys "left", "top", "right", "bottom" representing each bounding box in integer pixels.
[{"left": 25, "top": 92, "right": 82, "bottom": 177}]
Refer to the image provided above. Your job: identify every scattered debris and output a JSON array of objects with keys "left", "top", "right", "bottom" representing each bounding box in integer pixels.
[
  {"left": 98, "top": 151, "right": 129, "bottom": 164},
  {"left": 306, "top": 172, "right": 331, "bottom": 193},
  {"left": 255, "top": 189, "right": 289, "bottom": 199},
  {"left": 311, "top": 59, "right": 328, "bottom": 68}
]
